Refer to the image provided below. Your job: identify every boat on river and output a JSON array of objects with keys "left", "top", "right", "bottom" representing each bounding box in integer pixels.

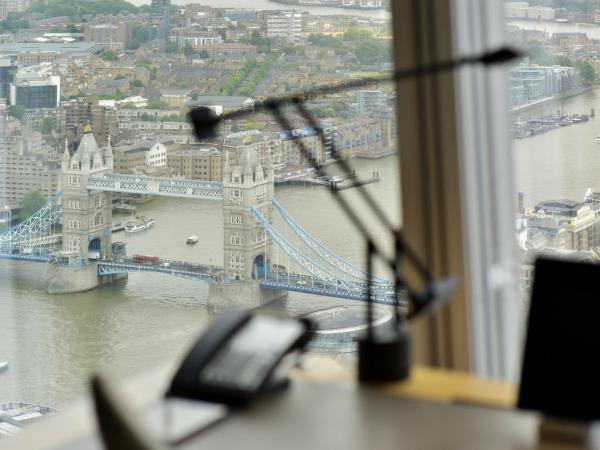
[
  {"left": 187, "top": 235, "right": 199, "bottom": 244},
  {"left": 125, "top": 215, "right": 155, "bottom": 233},
  {"left": 0, "top": 402, "right": 57, "bottom": 436},
  {"left": 0, "top": 361, "right": 7, "bottom": 372}
]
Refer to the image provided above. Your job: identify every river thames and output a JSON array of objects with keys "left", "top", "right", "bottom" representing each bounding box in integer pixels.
[
  {"left": 513, "top": 88, "right": 600, "bottom": 209},
  {"left": 5, "top": 82, "right": 600, "bottom": 407},
  {"left": 0, "top": 157, "right": 400, "bottom": 408}
]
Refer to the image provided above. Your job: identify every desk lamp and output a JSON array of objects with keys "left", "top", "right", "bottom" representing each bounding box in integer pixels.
[{"left": 189, "top": 47, "right": 520, "bottom": 383}]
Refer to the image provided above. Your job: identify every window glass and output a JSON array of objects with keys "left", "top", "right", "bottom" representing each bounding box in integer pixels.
[
  {"left": 506, "top": 2, "right": 600, "bottom": 294},
  {"left": 0, "top": 0, "right": 400, "bottom": 426}
]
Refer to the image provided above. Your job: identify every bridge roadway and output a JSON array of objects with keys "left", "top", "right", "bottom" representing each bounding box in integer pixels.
[
  {"left": 97, "top": 257, "right": 224, "bottom": 282},
  {"left": 258, "top": 271, "right": 403, "bottom": 305},
  {"left": 0, "top": 252, "right": 400, "bottom": 303},
  {"left": 0, "top": 252, "right": 52, "bottom": 263}
]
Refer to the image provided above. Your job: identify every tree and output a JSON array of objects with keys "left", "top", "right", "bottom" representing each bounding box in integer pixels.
[
  {"left": 19, "top": 191, "right": 46, "bottom": 220},
  {"left": 147, "top": 99, "right": 169, "bottom": 109},
  {"left": 99, "top": 49, "right": 119, "bottom": 62},
  {"left": 128, "top": 24, "right": 150, "bottom": 50},
  {"left": 576, "top": 60, "right": 596, "bottom": 86},
  {"left": 247, "top": 30, "right": 271, "bottom": 54},
  {"left": 245, "top": 121, "right": 265, "bottom": 131},
  {"left": 27, "top": 0, "right": 138, "bottom": 19},
  {"left": 67, "top": 23, "right": 81, "bottom": 33},
  {"left": 0, "top": 12, "right": 30, "bottom": 33},
  {"left": 353, "top": 40, "right": 389, "bottom": 65},
  {"left": 198, "top": 49, "right": 209, "bottom": 59},
  {"left": 135, "top": 56, "right": 153, "bottom": 68},
  {"left": 526, "top": 40, "right": 554, "bottom": 66},
  {"left": 165, "top": 41, "right": 177, "bottom": 53},
  {"left": 41, "top": 117, "right": 56, "bottom": 134},
  {"left": 183, "top": 43, "right": 195, "bottom": 58},
  {"left": 309, "top": 33, "right": 341, "bottom": 47},
  {"left": 555, "top": 55, "right": 574, "bottom": 67},
  {"left": 282, "top": 45, "right": 297, "bottom": 55},
  {"left": 130, "top": 79, "right": 145, "bottom": 88},
  {"left": 343, "top": 25, "right": 373, "bottom": 42},
  {"left": 7, "top": 105, "right": 25, "bottom": 121}
]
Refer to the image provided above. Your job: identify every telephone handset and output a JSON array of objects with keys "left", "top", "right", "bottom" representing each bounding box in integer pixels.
[{"left": 167, "top": 311, "right": 311, "bottom": 406}]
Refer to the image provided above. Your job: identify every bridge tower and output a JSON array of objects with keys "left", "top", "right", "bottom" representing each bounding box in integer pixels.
[
  {"left": 61, "top": 126, "right": 113, "bottom": 260},
  {"left": 222, "top": 147, "right": 274, "bottom": 281},
  {"left": 209, "top": 147, "right": 287, "bottom": 311},
  {"left": 47, "top": 126, "right": 117, "bottom": 294}
]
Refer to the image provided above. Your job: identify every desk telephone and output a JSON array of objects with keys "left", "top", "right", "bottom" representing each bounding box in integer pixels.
[{"left": 167, "top": 311, "right": 311, "bottom": 406}]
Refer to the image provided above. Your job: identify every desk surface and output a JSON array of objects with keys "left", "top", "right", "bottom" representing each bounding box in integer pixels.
[
  {"left": 179, "top": 381, "right": 537, "bottom": 450},
  {"left": 1, "top": 357, "right": 526, "bottom": 450},
  {"left": 293, "top": 355, "right": 517, "bottom": 408}
]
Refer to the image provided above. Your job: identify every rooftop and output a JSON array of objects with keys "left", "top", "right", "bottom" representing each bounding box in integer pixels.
[
  {"left": 160, "top": 89, "right": 192, "bottom": 96},
  {"left": 188, "top": 96, "right": 254, "bottom": 109},
  {"left": 0, "top": 42, "right": 103, "bottom": 55}
]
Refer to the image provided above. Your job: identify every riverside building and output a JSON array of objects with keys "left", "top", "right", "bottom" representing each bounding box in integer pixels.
[
  {"left": 0, "top": 123, "right": 59, "bottom": 207},
  {"left": 9, "top": 70, "right": 60, "bottom": 111}
]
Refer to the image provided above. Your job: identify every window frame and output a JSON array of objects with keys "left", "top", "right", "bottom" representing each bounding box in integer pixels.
[{"left": 391, "top": 0, "right": 520, "bottom": 379}]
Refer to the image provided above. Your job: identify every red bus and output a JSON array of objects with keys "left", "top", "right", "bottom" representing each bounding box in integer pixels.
[{"left": 133, "top": 255, "right": 160, "bottom": 264}]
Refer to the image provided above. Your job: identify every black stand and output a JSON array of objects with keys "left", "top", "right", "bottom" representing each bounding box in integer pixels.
[{"left": 358, "top": 319, "right": 411, "bottom": 382}]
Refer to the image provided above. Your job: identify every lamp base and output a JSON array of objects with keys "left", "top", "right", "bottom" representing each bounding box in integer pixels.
[{"left": 357, "top": 322, "right": 411, "bottom": 383}]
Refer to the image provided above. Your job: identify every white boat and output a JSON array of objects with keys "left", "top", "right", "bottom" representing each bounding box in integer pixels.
[
  {"left": 186, "top": 235, "right": 199, "bottom": 244},
  {"left": 125, "top": 215, "right": 154, "bottom": 233},
  {"left": 0, "top": 361, "right": 7, "bottom": 372},
  {"left": 595, "top": 134, "right": 600, "bottom": 143},
  {"left": 0, "top": 403, "right": 57, "bottom": 436}
]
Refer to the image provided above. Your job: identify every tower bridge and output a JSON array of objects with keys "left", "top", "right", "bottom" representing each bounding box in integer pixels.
[{"left": 0, "top": 129, "right": 400, "bottom": 306}]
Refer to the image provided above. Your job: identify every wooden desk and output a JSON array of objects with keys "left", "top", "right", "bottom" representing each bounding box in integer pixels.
[
  {"left": 293, "top": 355, "right": 517, "bottom": 408},
  {"left": 0, "top": 356, "right": 522, "bottom": 450}
]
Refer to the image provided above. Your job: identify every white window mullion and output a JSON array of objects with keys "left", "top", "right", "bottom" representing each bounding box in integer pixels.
[{"left": 452, "top": 0, "right": 522, "bottom": 380}]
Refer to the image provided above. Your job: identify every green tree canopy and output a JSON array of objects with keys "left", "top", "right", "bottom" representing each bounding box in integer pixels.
[
  {"left": 0, "top": 12, "right": 30, "bottom": 33},
  {"left": 127, "top": 24, "right": 150, "bottom": 50},
  {"left": 555, "top": 55, "right": 575, "bottom": 67},
  {"left": 183, "top": 43, "right": 195, "bottom": 57},
  {"left": 343, "top": 25, "right": 373, "bottom": 42},
  {"left": 525, "top": 40, "right": 555, "bottom": 66},
  {"left": 247, "top": 30, "right": 271, "bottom": 54},
  {"left": 308, "top": 33, "right": 341, "bottom": 47},
  {"left": 7, "top": 105, "right": 25, "bottom": 121},
  {"left": 67, "top": 23, "right": 81, "bottom": 33},
  {"left": 147, "top": 99, "right": 169, "bottom": 109},
  {"left": 99, "top": 49, "right": 119, "bottom": 62},
  {"left": 40, "top": 117, "right": 56, "bottom": 134},
  {"left": 19, "top": 191, "right": 46, "bottom": 220},
  {"left": 28, "top": 0, "right": 138, "bottom": 18},
  {"left": 165, "top": 41, "right": 177, "bottom": 53},
  {"left": 99, "top": 89, "right": 126, "bottom": 100},
  {"left": 576, "top": 60, "right": 596, "bottom": 86},
  {"left": 352, "top": 40, "right": 390, "bottom": 65}
]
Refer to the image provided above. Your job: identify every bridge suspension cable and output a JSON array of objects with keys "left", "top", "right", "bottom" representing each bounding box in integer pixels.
[
  {"left": 252, "top": 205, "right": 369, "bottom": 292},
  {"left": 0, "top": 193, "right": 62, "bottom": 250},
  {"left": 272, "top": 198, "right": 388, "bottom": 284}
]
